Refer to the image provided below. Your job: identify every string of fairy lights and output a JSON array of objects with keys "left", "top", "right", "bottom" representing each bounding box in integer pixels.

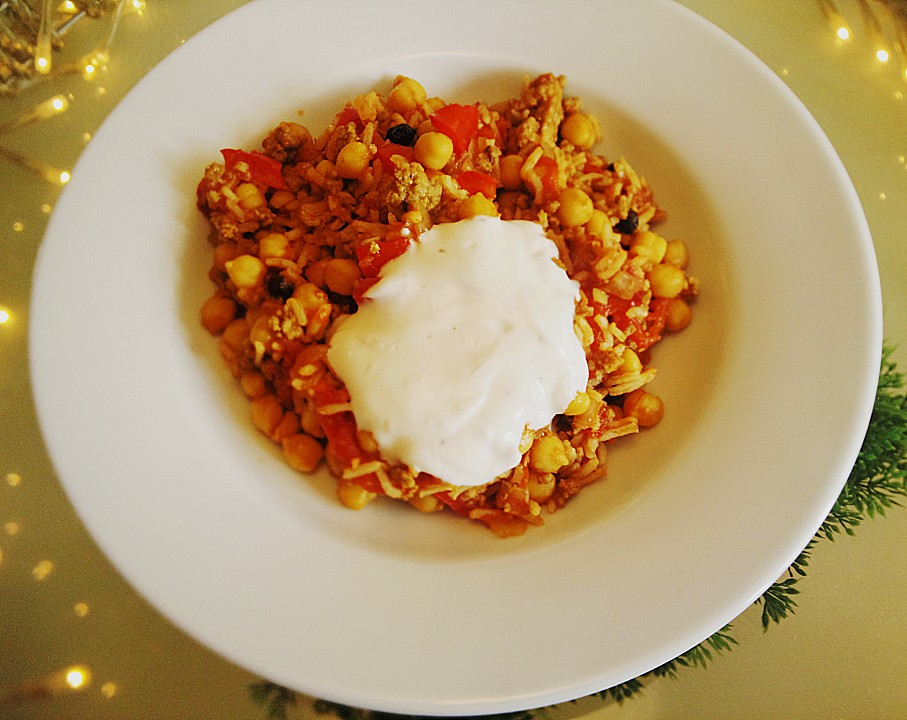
[
  {"left": 820, "top": 0, "right": 907, "bottom": 73},
  {"left": 1, "top": 1, "right": 144, "bottom": 709},
  {"left": 0, "top": 0, "right": 905, "bottom": 714},
  {"left": 0, "top": 0, "right": 145, "bottom": 185}
]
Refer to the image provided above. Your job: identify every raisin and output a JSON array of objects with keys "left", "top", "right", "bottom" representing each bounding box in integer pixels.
[
  {"left": 386, "top": 123, "right": 417, "bottom": 147},
  {"left": 614, "top": 209, "right": 639, "bottom": 235},
  {"left": 265, "top": 269, "right": 294, "bottom": 300}
]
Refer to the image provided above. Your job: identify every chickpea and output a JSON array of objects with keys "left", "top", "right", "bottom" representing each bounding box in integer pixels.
[
  {"left": 300, "top": 402, "right": 325, "bottom": 439},
  {"left": 258, "top": 232, "right": 291, "bottom": 260},
  {"left": 648, "top": 263, "right": 686, "bottom": 299},
  {"left": 664, "top": 239, "right": 690, "bottom": 269},
  {"left": 305, "top": 258, "right": 330, "bottom": 288},
  {"left": 220, "top": 318, "right": 248, "bottom": 352},
  {"left": 561, "top": 112, "right": 597, "bottom": 149},
  {"left": 250, "top": 394, "right": 284, "bottom": 436},
  {"left": 235, "top": 182, "right": 266, "bottom": 210},
  {"left": 617, "top": 347, "right": 643, "bottom": 374},
  {"left": 629, "top": 231, "right": 668, "bottom": 265},
  {"left": 335, "top": 141, "right": 370, "bottom": 179},
  {"left": 282, "top": 433, "right": 324, "bottom": 473},
  {"left": 563, "top": 391, "right": 592, "bottom": 416},
  {"left": 269, "top": 189, "right": 295, "bottom": 209},
  {"left": 337, "top": 479, "right": 377, "bottom": 510},
  {"left": 414, "top": 131, "right": 453, "bottom": 170},
  {"left": 225, "top": 254, "right": 265, "bottom": 289},
  {"left": 499, "top": 154, "right": 524, "bottom": 190},
  {"left": 200, "top": 295, "right": 236, "bottom": 334},
  {"left": 527, "top": 472, "right": 556, "bottom": 504},
  {"left": 529, "top": 435, "right": 569, "bottom": 473},
  {"left": 409, "top": 495, "right": 442, "bottom": 513},
  {"left": 459, "top": 194, "right": 499, "bottom": 218},
  {"left": 585, "top": 209, "right": 609, "bottom": 239},
  {"left": 664, "top": 297, "right": 693, "bottom": 332},
  {"left": 323, "top": 257, "right": 361, "bottom": 296},
  {"left": 387, "top": 76, "right": 427, "bottom": 116},
  {"left": 213, "top": 242, "right": 237, "bottom": 271},
  {"left": 623, "top": 388, "right": 664, "bottom": 428},
  {"left": 272, "top": 411, "right": 300, "bottom": 442},
  {"left": 557, "top": 187, "right": 594, "bottom": 227},
  {"left": 239, "top": 371, "right": 268, "bottom": 399}
]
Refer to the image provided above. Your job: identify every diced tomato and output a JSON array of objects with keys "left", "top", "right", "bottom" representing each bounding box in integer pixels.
[
  {"left": 435, "top": 492, "right": 469, "bottom": 517},
  {"left": 582, "top": 157, "right": 604, "bottom": 174},
  {"left": 607, "top": 295, "right": 634, "bottom": 333},
  {"left": 634, "top": 297, "right": 669, "bottom": 351},
  {"left": 456, "top": 170, "right": 497, "bottom": 199},
  {"left": 335, "top": 106, "right": 363, "bottom": 130},
  {"left": 317, "top": 411, "right": 360, "bottom": 464},
  {"left": 220, "top": 148, "right": 289, "bottom": 191},
  {"left": 477, "top": 122, "right": 496, "bottom": 140},
  {"left": 352, "top": 277, "right": 381, "bottom": 304},
  {"left": 430, "top": 103, "right": 479, "bottom": 155},
  {"left": 608, "top": 294, "right": 670, "bottom": 351},
  {"left": 355, "top": 234, "right": 410, "bottom": 278},
  {"left": 374, "top": 142, "right": 415, "bottom": 170},
  {"left": 533, "top": 155, "right": 560, "bottom": 201},
  {"left": 351, "top": 473, "right": 383, "bottom": 495},
  {"left": 312, "top": 381, "right": 350, "bottom": 408}
]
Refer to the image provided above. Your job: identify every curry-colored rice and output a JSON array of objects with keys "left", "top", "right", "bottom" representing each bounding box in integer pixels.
[{"left": 196, "top": 73, "right": 699, "bottom": 537}]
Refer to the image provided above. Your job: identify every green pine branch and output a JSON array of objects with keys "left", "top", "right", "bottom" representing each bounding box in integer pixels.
[{"left": 249, "top": 344, "right": 907, "bottom": 716}]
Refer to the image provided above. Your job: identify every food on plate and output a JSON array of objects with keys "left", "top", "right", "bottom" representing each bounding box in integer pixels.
[{"left": 196, "top": 73, "right": 699, "bottom": 536}]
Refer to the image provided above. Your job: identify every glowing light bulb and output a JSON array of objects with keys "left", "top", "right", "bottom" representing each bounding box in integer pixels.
[
  {"left": 65, "top": 666, "right": 90, "bottom": 690},
  {"left": 32, "top": 559, "right": 54, "bottom": 580},
  {"left": 34, "top": 94, "right": 70, "bottom": 121},
  {"left": 81, "top": 49, "right": 109, "bottom": 80},
  {"left": 836, "top": 26, "right": 850, "bottom": 41},
  {"left": 0, "top": 308, "right": 11, "bottom": 325},
  {"left": 35, "top": 0, "right": 54, "bottom": 75},
  {"left": 877, "top": 49, "right": 890, "bottom": 63}
]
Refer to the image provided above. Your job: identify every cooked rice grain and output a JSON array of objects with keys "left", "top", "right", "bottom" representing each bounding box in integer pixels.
[{"left": 197, "top": 73, "right": 699, "bottom": 537}]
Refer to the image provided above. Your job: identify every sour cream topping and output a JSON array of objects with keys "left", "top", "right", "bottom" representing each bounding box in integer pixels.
[{"left": 327, "top": 216, "right": 589, "bottom": 488}]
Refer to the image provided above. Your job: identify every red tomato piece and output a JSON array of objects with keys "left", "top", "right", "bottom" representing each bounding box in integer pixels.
[
  {"left": 336, "top": 106, "right": 363, "bottom": 130},
  {"left": 456, "top": 170, "right": 497, "bottom": 199},
  {"left": 352, "top": 277, "right": 381, "bottom": 304},
  {"left": 533, "top": 155, "right": 560, "bottom": 201},
  {"left": 430, "top": 103, "right": 479, "bottom": 155},
  {"left": 351, "top": 473, "right": 383, "bottom": 495},
  {"left": 607, "top": 294, "right": 669, "bottom": 351},
  {"left": 220, "top": 148, "right": 289, "bottom": 191},
  {"left": 374, "top": 142, "right": 415, "bottom": 170},
  {"left": 633, "top": 297, "right": 670, "bottom": 351},
  {"left": 355, "top": 235, "right": 410, "bottom": 278}
]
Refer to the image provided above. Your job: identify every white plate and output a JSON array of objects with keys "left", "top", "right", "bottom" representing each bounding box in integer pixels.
[{"left": 29, "top": 0, "right": 881, "bottom": 715}]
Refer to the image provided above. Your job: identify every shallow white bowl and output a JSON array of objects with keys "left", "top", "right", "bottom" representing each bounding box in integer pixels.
[{"left": 30, "top": 0, "right": 881, "bottom": 715}]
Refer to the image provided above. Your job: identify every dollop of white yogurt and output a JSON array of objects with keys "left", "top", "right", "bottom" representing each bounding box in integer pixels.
[{"left": 327, "top": 216, "right": 588, "bottom": 487}]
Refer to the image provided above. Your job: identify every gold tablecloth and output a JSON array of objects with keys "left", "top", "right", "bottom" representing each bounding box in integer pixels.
[{"left": 1, "top": 1, "right": 904, "bottom": 717}]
